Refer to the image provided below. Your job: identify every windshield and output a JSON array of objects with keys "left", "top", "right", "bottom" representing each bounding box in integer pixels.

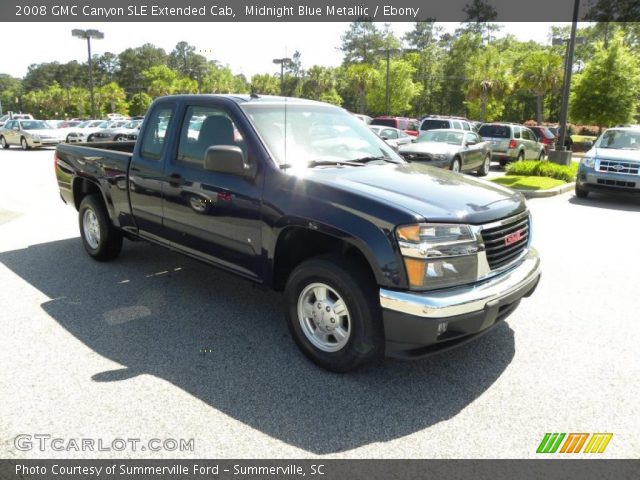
[
  {"left": 478, "top": 124, "right": 511, "bottom": 138},
  {"left": 20, "top": 121, "right": 49, "bottom": 130},
  {"left": 596, "top": 130, "right": 640, "bottom": 150},
  {"left": 124, "top": 120, "right": 142, "bottom": 129},
  {"left": 418, "top": 130, "right": 463, "bottom": 145},
  {"left": 241, "top": 103, "right": 402, "bottom": 167}
]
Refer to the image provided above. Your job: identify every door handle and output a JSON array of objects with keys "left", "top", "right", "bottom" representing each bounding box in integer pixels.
[{"left": 168, "top": 173, "right": 185, "bottom": 187}]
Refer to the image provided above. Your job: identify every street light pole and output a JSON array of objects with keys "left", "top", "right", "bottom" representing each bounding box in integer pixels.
[
  {"left": 557, "top": 0, "right": 580, "bottom": 152},
  {"left": 272, "top": 57, "right": 292, "bottom": 96},
  {"left": 385, "top": 49, "right": 391, "bottom": 116},
  {"left": 72, "top": 29, "right": 104, "bottom": 119}
]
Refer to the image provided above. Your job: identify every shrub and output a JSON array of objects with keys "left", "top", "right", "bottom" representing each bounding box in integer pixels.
[{"left": 506, "top": 160, "right": 578, "bottom": 183}]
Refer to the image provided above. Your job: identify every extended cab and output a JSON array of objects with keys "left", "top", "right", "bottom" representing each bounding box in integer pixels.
[{"left": 55, "top": 95, "right": 541, "bottom": 372}]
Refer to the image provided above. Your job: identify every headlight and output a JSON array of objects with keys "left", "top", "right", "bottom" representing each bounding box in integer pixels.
[
  {"left": 433, "top": 154, "right": 448, "bottom": 161},
  {"left": 31, "top": 135, "right": 40, "bottom": 141},
  {"left": 397, "top": 223, "right": 480, "bottom": 290},
  {"left": 582, "top": 156, "right": 596, "bottom": 168}
]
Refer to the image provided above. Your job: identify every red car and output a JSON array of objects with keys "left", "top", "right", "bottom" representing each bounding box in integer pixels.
[
  {"left": 529, "top": 126, "right": 557, "bottom": 154},
  {"left": 370, "top": 116, "right": 420, "bottom": 137}
]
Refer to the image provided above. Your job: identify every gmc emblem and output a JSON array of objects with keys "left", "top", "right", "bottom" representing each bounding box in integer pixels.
[{"left": 504, "top": 230, "right": 523, "bottom": 246}]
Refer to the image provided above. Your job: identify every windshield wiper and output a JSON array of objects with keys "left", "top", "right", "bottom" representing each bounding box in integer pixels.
[
  {"left": 349, "top": 155, "right": 400, "bottom": 164},
  {"left": 307, "top": 160, "right": 365, "bottom": 168}
]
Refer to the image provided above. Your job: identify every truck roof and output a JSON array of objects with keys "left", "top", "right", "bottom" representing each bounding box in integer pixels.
[{"left": 155, "top": 94, "right": 330, "bottom": 107}]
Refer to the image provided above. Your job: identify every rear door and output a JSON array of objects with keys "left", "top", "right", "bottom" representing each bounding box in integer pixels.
[
  {"left": 3, "top": 121, "right": 17, "bottom": 144},
  {"left": 160, "top": 101, "right": 264, "bottom": 280},
  {"left": 129, "top": 102, "right": 177, "bottom": 241},
  {"left": 522, "top": 128, "right": 537, "bottom": 158}
]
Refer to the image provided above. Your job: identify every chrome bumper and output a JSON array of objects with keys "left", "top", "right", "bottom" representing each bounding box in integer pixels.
[{"left": 380, "top": 248, "right": 540, "bottom": 319}]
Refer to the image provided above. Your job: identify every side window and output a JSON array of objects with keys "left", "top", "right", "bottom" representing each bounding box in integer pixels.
[
  {"left": 514, "top": 127, "right": 521, "bottom": 139},
  {"left": 462, "top": 121, "right": 471, "bottom": 131},
  {"left": 453, "top": 120, "right": 462, "bottom": 130},
  {"left": 177, "top": 105, "right": 246, "bottom": 166},
  {"left": 141, "top": 105, "right": 174, "bottom": 160},
  {"left": 522, "top": 129, "right": 531, "bottom": 141},
  {"left": 4, "top": 121, "right": 13, "bottom": 130},
  {"left": 383, "top": 128, "right": 398, "bottom": 139}
]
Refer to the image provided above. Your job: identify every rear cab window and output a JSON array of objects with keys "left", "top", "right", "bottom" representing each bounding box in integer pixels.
[
  {"left": 140, "top": 105, "right": 175, "bottom": 160},
  {"left": 420, "top": 119, "right": 450, "bottom": 131}
]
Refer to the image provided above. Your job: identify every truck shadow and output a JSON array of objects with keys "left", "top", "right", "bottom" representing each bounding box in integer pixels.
[
  {"left": 568, "top": 193, "right": 640, "bottom": 211},
  {"left": 0, "top": 239, "right": 515, "bottom": 454}
]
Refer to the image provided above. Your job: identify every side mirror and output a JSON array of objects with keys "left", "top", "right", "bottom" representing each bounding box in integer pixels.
[
  {"left": 380, "top": 135, "right": 389, "bottom": 141},
  {"left": 465, "top": 140, "right": 477, "bottom": 146},
  {"left": 204, "top": 145, "right": 250, "bottom": 177}
]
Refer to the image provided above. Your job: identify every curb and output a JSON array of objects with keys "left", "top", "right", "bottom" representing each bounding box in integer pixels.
[{"left": 515, "top": 182, "right": 575, "bottom": 199}]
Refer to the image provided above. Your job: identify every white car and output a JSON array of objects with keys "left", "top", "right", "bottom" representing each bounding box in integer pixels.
[
  {"left": 370, "top": 125, "right": 414, "bottom": 149},
  {"left": 0, "top": 119, "right": 66, "bottom": 149},
  {"left": 65, "top": 120, "right": 108, "bottom": 143}
]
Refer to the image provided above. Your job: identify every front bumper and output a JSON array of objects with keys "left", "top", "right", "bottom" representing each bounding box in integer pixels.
[
  {"left": 30, "top": 138, "right": 64, "bottom": 147},
  {"left": 380, "top": 248, "right": 541, "bottom": 359},
  {"left": 577, "top": 164, "right": 640, "bottom": 194}
]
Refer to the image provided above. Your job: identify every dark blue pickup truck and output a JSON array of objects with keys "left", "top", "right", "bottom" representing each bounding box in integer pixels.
[{"left": 55, "top": 94, "right": 541, "bottom": 371}]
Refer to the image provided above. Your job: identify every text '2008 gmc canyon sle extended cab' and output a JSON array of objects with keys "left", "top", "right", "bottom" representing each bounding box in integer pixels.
[{"left": 55, "top": 95, "right": 541, "bottom": 372}]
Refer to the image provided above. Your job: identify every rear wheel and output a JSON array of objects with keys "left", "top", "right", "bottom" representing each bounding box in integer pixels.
[
  {"left": 516, "top": 151, "right": 524, "bottom": 162},
  {"left": 78, "top": 194, "right": 123, "bottom": 261},
  {"left": 478, "top": 153, "right": 491, "bottom": 176},
  {"left": 20, "top": 137, "right": 30, "bottom": 150},
  {"left": 538, "top": 150, "right": 545, "bottom": 160},
  {"left": 114, "top": 135, "right": 125, "bottom": 142},
  {"left": 284, "top": 255, "right": 384, "bottom": 372},
  {"left": 575, "top": 184, "right": 589, "bottom": 199},
  {"left": 450, "top": 157, "right": 461, "bottom": 173},
  {"left": 0, "top": 136, "right": 8, "bottom": 149}
]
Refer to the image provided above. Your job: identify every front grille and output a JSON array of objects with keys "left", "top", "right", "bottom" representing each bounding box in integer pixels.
[
  {"left": 481, "top": 214, "right": 529, "bottom": 270},
  {"left": 402, "top": 152, "right": 432, "bottom": 161},
  {"left": 597, "top": 179, "right": 636, "bottom": 188},
  {"left": 598, "top": 160, "right": 639, "bottom": 175}
]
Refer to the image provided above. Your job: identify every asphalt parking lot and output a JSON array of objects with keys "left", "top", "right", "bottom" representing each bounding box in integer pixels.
[{"left": 1, "top": 148, "right": 639, "bottom": 459}]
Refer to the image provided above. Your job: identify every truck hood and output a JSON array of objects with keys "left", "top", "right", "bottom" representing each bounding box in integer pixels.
[
  {"left": 302, "top": 162, "right": 526, "bottom": 224},
  {"left": 592, "top": 147, "right": 640, "bottom": 162}
]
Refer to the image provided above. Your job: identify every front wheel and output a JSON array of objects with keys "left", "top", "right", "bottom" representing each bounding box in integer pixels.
[
  {"left": 478, "top": 153, "right": 491, "bottom": 176},
  {"left": 284, "top": 255, "right": 384, "bottom": 372},
  {"left": 0, "top": 136, "right": 8, "bottom": 149},
  {"left": 450, "top": 157, "right": 461, "bottom": 173},
  {"left": 575, "top": 184, "right": 589, "bottom": 199},
  {"left": 78, "top": 194, "right": 123, "bottom": 261},
  {"left": 20, "top": 137, "right": 30, "bottom": 150}
]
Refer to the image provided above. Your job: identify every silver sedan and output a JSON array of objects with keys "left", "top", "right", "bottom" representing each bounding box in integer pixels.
[{"left": 398, "top": 129, "right": 493, "bottom": 175}]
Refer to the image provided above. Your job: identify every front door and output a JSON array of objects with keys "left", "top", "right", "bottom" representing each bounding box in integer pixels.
[{"left": 161, "top": 103, "right": 263, "bottom": 281}]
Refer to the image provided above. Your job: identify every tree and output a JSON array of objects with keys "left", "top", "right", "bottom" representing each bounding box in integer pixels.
[
  {"left": 519, "top": 49, "right": 563, "bottom": 123},
  {"left": 339, "top": 63, "right": 378, "bottom": 114},
  {"left": 570, "top": 33, "right": 640, "bottom": 127},
  {"left": 458, "top": 0, "right": 502, "bottom": 43},
  {"left": 439, "top": 32, "right": 483, "bottom": 116},
  {"left": 339, "top": 21, "right": 385, "bottom": 64},
  {"left": 95, "top": 82, "right": 128, "bottom": 116},
  {"left": 117, "top": 44, "right": 168, "bottom": 96},
  {"left": 142, "top": 65, "right": 178, "bottom": 97},
  {"left": 94, "top": 53, "right": 120, "bottom": 85},
  {"left": 250, "top": 74, "right": 280, "bottom": 95},
  {"left": 366, "top": 59, "right": 422, "bottom": 116},
  {"left": 0, "top": 74, "right": 23, "bottom": 113},
  {"left": 168, "top": 41, "right": 209, "bottom": 88},
  {"left": 129, "top": 92, "right": 152, "bottom": 116},
  {"left": 465, "top": 45, "right": 512, "bottom": 122},
  {"left": 301, "top": 66, "right": 342, "bottom": 105}
]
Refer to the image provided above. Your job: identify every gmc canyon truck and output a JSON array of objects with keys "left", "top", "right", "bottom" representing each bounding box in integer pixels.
[{"left": 55, "top": 95, "right": 541, "bottom": 372}]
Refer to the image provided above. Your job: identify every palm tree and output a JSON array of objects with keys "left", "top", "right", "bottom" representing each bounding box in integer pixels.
[
  {"left": 519, "top": 50, "right": 563, "bottom": 123},
  {"left": 466, "top": 46, "right": 511, "bottom": 122}
]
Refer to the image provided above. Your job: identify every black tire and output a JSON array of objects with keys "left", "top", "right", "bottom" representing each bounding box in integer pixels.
[
  {"left": 450, "top": 157, "right": 462, "bottom": 173},
  {"left": 20, "top": 137, "right": 30, "bottom": 150},
  {"left": 114, "top": 135, "right": 123, "bottom": 142},
  {"left": 516, "top": 151, "right": 524, "bottom": 162},
  {"left": 78, "top": 194, "right": 123, "bottom": 261},
  {"left": 66, "top": 135, "right": 71, "bottom": 143},
  {"left": 499, "top": 159, "right": 508, "bottom": 168},
  {"left": 0, "top": 136, "right": 9, "bottom": 149},
  {"left": 538, "top": 150, "right": 545, "bottom": 160},
  {"left": 87, "top": 134, "right": 94, "bottom": 142},
  {"left": 478, "top": 153, "right": 491, "bottom": 176},
  {"left": 575, "top": 184, "right": 589, "bottom": 199},
  {"left": 284, "top": 254, "right": 384, "bottom": 372}
]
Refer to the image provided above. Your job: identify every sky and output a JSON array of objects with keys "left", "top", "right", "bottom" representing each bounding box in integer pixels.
[{"left": 0, "top": 22, "right": 569, "bottom": 79}]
